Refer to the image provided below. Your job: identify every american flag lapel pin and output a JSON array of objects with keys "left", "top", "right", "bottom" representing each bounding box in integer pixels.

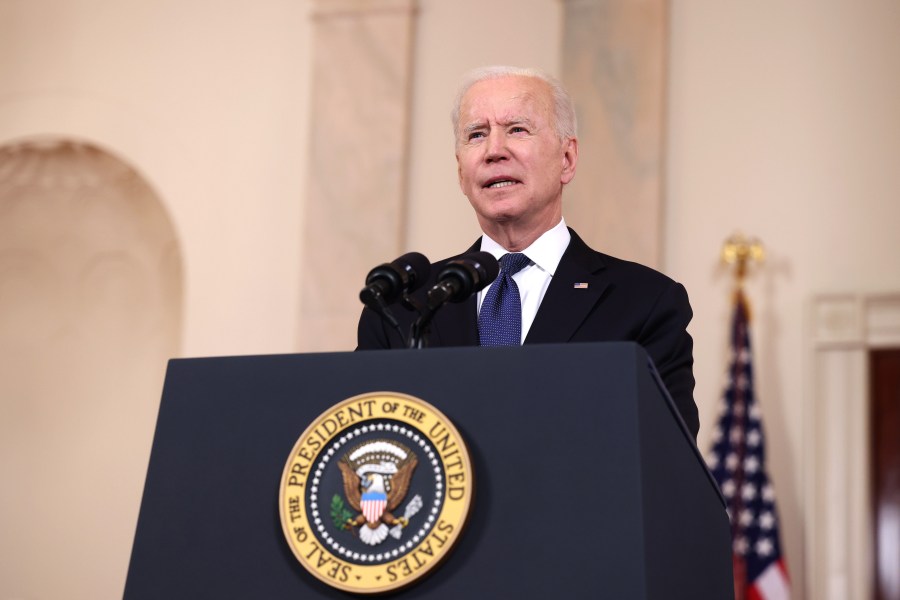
[{"left": 573, "top": 282, "right": 589, "bottom": 289}]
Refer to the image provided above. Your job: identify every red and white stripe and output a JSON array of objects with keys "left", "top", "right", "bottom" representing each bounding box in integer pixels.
[
  {"left": 361, "top": 499, "right": 386, "bottom": 524},
  {"left": 748, "top": 560, "right": 790, "bottom": 600}
]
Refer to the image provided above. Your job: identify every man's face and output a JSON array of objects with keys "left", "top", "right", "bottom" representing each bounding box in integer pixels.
[{"left": 455, "top": 76, "right": 577, "bottom": 235}]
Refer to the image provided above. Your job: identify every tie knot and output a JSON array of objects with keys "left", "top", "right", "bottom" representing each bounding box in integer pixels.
[{"left": 500, "top": 253, "right": 530, "bottom": 277}]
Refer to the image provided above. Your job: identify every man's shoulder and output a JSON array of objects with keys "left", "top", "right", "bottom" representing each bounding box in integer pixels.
[
  {"left": 566, "top": 228, "right": 680, "bottom": 289},
  {"left": 595, "top": 249, "right": 677, "bottom": 285}
]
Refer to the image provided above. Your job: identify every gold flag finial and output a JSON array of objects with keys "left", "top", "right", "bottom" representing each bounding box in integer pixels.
[{"left": 722, "top": 233, "right": 764, "bottom": 286}]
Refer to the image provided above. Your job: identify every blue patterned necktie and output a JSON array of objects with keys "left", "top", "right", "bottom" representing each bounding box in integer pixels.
[{"left": 478, "top": 253, "right": 531, "bottom": 346}]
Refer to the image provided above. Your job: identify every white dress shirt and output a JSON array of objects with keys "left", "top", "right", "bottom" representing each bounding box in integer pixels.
[{"left": 477, "top": 218, "right": 571, "bottom": 343}]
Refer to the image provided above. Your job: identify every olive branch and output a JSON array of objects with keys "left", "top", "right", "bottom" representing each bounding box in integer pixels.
[{"left": 331, "top": 494, "right": 354, "bottom": 530}]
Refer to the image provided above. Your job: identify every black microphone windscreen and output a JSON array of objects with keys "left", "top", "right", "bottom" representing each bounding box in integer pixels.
[
  {"left": 467, "top": 251, "right": 500, "bottom": 285},
  {"left": 362, "top": 251, "right": 432, "bottom": 306},
  {"left": 436, "top": 251, "right": 500, "bottom": 302},
  {"left": 394, "top": 252, "right": 431, "bottom": 293}
]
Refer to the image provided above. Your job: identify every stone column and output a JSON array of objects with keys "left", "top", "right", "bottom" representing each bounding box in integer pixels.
[
  {"left": 299, "top": 0, "right": 417, "bottom": 351},
  {"left": 561, "top": 0, "right": 668, "bottom": 268}
]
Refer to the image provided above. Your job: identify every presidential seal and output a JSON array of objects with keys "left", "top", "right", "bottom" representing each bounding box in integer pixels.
[{"left": 279, "top": 392, "right": 473, "bottom": 594}]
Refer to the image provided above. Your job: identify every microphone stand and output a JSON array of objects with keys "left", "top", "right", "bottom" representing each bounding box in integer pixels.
[
  {"left": 362, "top": 287, "right": 436, "bottom": 349},
  {"left": 406, "top": 283, "right": 453, "bottom": 349},
  {"left": 402, "top": 296, "right": 430, "bottom": 349},
  {"left": 360, "top": 289, "right": 405, "bottom": 345}
]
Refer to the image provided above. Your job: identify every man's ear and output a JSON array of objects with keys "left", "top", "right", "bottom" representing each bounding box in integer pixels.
[
  {"left": 560, "top": 137, "right": 578, "bottom": 185},
  {"left": 456, "top": 153, "right": 464, "bottom": 190}
]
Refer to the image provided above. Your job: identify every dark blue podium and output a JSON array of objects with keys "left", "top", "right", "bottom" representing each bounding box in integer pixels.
[{"left": 124, "top": 342, "right": 732, "bottom": 599}]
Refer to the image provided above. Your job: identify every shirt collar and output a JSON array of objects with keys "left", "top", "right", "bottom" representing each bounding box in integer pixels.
[{"left": 479, "top": 218, "right": 571, "bottom": 276}]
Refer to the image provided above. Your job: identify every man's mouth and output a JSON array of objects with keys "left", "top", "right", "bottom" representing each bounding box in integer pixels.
[{"left": 483, "top": 178, "right": 520, "bottom": 189}]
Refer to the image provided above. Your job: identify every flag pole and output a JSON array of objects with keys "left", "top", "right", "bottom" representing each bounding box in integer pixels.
[
  {"left": 720, "top": 233, "right": 765, "bottom": 600},
  {"left": 711, "top": 233, "right": 790, "bottom": 600}
]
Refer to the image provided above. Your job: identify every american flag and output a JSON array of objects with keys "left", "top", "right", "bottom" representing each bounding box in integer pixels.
[{"left": 707, "top": 291, "right": 791, "bottom": 600}]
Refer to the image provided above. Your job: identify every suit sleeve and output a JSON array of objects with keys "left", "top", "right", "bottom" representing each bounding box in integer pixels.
[
  {"left": 356, "top": 306, "right": 404, "bottom": 350},
  {"left": 636, "top": 281, "right": 699, "bottom": 440}
]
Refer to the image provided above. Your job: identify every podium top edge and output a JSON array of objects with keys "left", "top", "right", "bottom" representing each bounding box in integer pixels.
[{"left": 167, "top": 341, "right": 648, "bottom": 364}]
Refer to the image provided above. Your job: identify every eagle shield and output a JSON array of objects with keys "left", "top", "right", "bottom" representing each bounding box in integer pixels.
[{"left": 361, "top": 491, "right": 387, "bottom": 525}]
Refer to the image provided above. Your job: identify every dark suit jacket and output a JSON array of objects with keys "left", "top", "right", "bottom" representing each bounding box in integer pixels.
[{"left": 357, "top": 229, "right": 698, "bottom": 439}]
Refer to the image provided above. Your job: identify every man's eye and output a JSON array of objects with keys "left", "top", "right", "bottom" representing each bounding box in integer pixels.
[
  {"left": 468, "top": 131, "right": 485, "bottom": 140},
  {"left": 510, "top": 126, "right": 527, "bottom": 134}
]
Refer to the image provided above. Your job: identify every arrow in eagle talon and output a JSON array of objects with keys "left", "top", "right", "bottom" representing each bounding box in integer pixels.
[{"left": 389, "top": 494, "right": 423, "bottom": 539}]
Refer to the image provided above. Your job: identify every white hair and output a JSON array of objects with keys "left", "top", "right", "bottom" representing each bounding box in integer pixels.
[{"left": 450, "top": 65, "right": 578, "bottom": 145}]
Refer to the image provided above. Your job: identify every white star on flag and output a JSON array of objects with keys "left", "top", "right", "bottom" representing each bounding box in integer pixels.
[
  {"left": 739, "top": 509, "right": 754, "bottom": 527},
  {"left": 744, "top": 455, "right": 760, "bottom": 473},
  {"left": 721, "top": 479, "right": 736, "bottom": 498},
  {"left": 726, "top": 453, "right": 739, "bottom": 470},
  {"left": 756, "top": 538, "right": 774, "bottom": 557},
  {"left": 741, "top": 482, "right": 757, "bottom": 501},
  {"left": 747, "top": 429, "right": 761, "bottom": 447}
]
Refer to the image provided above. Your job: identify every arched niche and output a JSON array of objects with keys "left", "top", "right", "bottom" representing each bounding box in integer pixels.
[{"left": 0, "top": 137, "right": 183, "bottom": 598}]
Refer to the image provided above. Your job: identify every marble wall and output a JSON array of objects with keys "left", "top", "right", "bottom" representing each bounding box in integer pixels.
[
  {"left": 299, "top": 0, "right": 417, "bottom": 351},
  {"left": 561, "top": 0, "right": 667, "bottom": 268}
]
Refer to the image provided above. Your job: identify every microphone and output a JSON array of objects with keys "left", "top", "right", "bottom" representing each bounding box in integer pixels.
[
  {"left": 359, "top": 252, "right": 431, "bottom": 307},
  {"left": 426, "top": 251, "right": 500, "bottom": 310},
  {"left": 405, "top": 252, "right": 498, "bottom": 349}
]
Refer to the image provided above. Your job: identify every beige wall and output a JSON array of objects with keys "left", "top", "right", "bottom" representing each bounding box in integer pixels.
[
  {"left": 2, "top": 1, "right": 899, "bottom": 598},
  {"left": 0, "top": 2, "right": 313, "bottom": 598}
]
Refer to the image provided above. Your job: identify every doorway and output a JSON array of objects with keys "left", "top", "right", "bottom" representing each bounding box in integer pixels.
[{"left": 870, "top": 349, "right": 900, "bottom": 600}]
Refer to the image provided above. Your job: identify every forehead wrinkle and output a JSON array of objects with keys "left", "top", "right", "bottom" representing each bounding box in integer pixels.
[
  {"left": 457, "top": 80, "right": 553, "bottom": 140},
  {"left": 499, "top": 115, "right": 536, "bottom": 128}
]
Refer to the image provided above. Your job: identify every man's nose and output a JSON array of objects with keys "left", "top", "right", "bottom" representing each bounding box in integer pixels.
[{"left": 484, "top": 132, "right": 509, "bottom": 162}]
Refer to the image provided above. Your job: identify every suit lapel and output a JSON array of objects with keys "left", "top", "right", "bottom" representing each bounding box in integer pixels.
[{"left": 525, "top": 230, "right": 609, "bottom": 344}]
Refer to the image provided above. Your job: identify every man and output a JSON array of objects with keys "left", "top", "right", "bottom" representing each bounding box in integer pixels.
[{"left": 357, "top": 66, "right": 698, "bottom": 439}]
